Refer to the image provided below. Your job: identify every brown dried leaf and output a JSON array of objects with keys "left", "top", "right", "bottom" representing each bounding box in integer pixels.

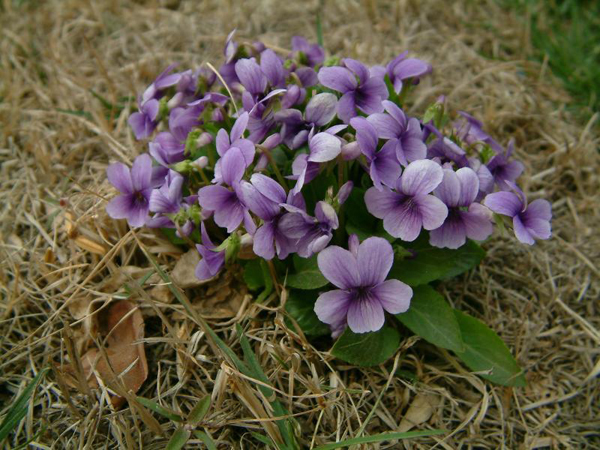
[
  {"left": 398, "top": 393, "right": 440, "bottom": 432},
  {"left": 170, "top": 248, "right": 205, "bottom": 289},
  {"left": 64, "top": 300, "right": 148, "bottom": 407}
]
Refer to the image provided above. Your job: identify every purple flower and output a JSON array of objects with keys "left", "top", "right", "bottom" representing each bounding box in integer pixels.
[
  {"left": 429, "top": 168, "right": 493, "bottom": 249},
  {"left": 241, "top": 174, "right": 302, "bottom": 260},
  {"left": 106, "top": 154, "right": 155, "bottom": 227},
  {"left": 149, "top": 132, "right": 185, "bottom": 167},
  {"left": 314, "top": 237, "right": 412, "bottom": 334},
  {"left": 366, "top": 101, "right": 427, "bottom": 166},
  {"left": 213, "top": 112, "right": 255, "bottom": 183},
  {"left": 197, "top": 148, "right": 255, "bottom": 233},
  {"left": 291, "top": 36, "right": 325, "bottom": 67},
  {"left": 455, "top": 111, "right": 502, "bottom": 152},
  {"left": 168, "top": 105, "right": 201, "bottom": 142},
  {"left": 128, "top": 99, "right": 159, "bottom": 140},
  {"left": 141, "top": 64, "right": 182, "bottom": 105},
  {"left": 260, "top": 49, "right": 286, "bottom": 88},
  {"left": 318, "top": 59, "right": 388, "bottom": 123},
  {"left": 149, "top": 170, "right": 184, "bottom": 215},
  {"left": 195, "top": 222, "right": 225, "bottom": 281},
  {"left": 279, "top": 201, "right": 339, "bottom": 258},
  {"left": 486, "top": 139, "right": 524, "bottom": 190},
  {"left": 350, "top": 117, "right": 401, "bottom": 190},
  {"left": 290, "top": 131, "right": 342, "bottom": 194},
  {"left": 276, "top": 93, "right": 338, "bottom": 148},
  {"left": 372, "top": 52, "right": 432, "bottom": 94},
  {"left": 235, "top": 58, "right": 267, "bottom": 96},
  {"left": 484, "top": 183, "right": 551, "bottom": 245},
  {"left": 365, "top": 160, "right": 448, "bottom": 241}
]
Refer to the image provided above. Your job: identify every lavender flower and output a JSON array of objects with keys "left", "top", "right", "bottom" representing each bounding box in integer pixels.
[
  {"left": 429, "top": 167, "right": 493, "bottom": 249},
  {"left": 484, "top": 183, "right": 551, "bottom": 245},
  {"left": 291, "top": 36, "right": 325, "bottom": 67},
  {"left": 279, "top": 201, "right": 339, "bottom": 258},
  {"left": 350, "top": 117, "right": 401, "bottom": 190},
  {"left": 276, "top": 93, "right": 338, "bottom": 148},
  {"left": 197, "top": 148, "right": 255, "bottom": 233},
  {"left": 235, "top": 58, "right": 267, "bottom": 96},
  {"left": 366, "top": 100, "right": 427, "bottom": 165},
  {"left": 290, "top": 131, "right": 342, "bottom": 194},
  {"left": 314, "top": 236, "right": 412, "bottom": 334},
  {"left": 149, "top": 132, "right": 185, "bottom": 167},
  {"left": 260, "top": 49, "right": 286, "bottom": 88},
  {"left": 365, "top": 160, "right": 448, "bottom": 241},
  {"left": 141, "top": 64, "right": 182, "bottom": 105},
  {"left": 106, "top": 154, "right": 155, "bottom": 227},
  {"left": 372, "top": 52, "right": 432, "bottom": 94},
  {"left": 455, "top": 111, "right": 503, "bottom": 152},
  {"left": 128, "top": 99, "right": 159, "bottom": 140},
  {"left": 195, "top": 222, "right": 225, "bottom": 281},
  {"left": 318, "top": 59, "right": 388, "bottom": 123},
  {"left": 486, "top": 139, "right": 524, "bottom": 190},
  {"left": 241, "top": 174, "right": 302, "bottom": 259}
]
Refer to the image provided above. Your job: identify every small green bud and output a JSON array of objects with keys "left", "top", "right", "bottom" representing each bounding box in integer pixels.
[
  {"left": 158, "top": 97, "right": 169, "bottom": 121},
  {"left": 323, "top": 56, "right": 341, "bottom": 67}
]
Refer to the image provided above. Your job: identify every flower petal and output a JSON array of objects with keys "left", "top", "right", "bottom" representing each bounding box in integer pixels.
[
  {"left": 435, "top": 168, "right": 461, "bottom": 207},
  {"left": 305, "top": 93, "right": 338, "bottom": 127},
  {"left": 230, "top": 112, "right": 249, "bottom": 143},
  {"left": 197, "top": 185, "right": 234, "bottom": 211},
  {"left": 364, "top": 186, "right": 398, "bottom": 219},
  {"left": 382, "top": 200, "right": 423, "bottom": 242},
  {"left": 221, "top": 147, "right": 246, "bottom": 186},
  {"left": 429, "top": 215, "right": 466, "bottom": 249},
  {"left": 317, "top": 245, "right": 361, "bottom": 289},
  {"left": 415, "top": 194, "right": 448, "bottom": 230},
  {"left": 460, "top": 204, "right": 494, "bottom": 241},
  {"left": 366, "top": 113, "right": 402, "bottom": 139},
  {"left": 235, "top": 58, "right": 267, "bottom": 95},
  {"left": 350, "top": 117, "right": 378, "bottom": 159},
  {"left": 260, "top": 49, "right": 285, "bottom": 87},
  {"left": 347, "top": 297, "right": 385, "bottom": 333},
  {"left": 308, "top": 132, "right": 341, "bottom": 163},
  {"left": 371, "top": 279, "right": 412, "bottom": 314},
  {"left": 483, "top": 191, "right": 522, "bottom": 217},
  {"left": 401, "top": 159, "right": 444, "bottom": 196},
  {"left": 337, "top": 92, "right": 356, "bottom": 123},
  {"left": 513, "top": 215, "right": 534, "bottom": 245},
  {"left": 131, "top": 154, "right": 153, "bottom": 191},
  {"left": 456, "top": 167, "right": 479, "bottom": 206},
  {"left": 251, "top": 173, "right": 286, "bottom": 204},
  {"left": 314, "top": 289, "right": 353, "bottom": 326},
  {"left": 317, "top": 66, "right": 357, "bottom": 93},
  {"left": 107, "top": 162, "right": 133, "bottom": 194},
  {"left": 357, "top": 237, "right": 394, "bottom": 286},
  {"left": 344, "top": 58, "right": 370, "bottom": 84},
  {"left": 253, "top": 222, "right": 276, "bottom": 260}
]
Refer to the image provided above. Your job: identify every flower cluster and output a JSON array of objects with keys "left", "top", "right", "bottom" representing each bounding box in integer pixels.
[{"left": 107, "top": 31, "right": 551, "bottom": 336}]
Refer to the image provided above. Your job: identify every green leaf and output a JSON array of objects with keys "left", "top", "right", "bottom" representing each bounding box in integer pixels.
[
  {"left": 396, "top": 285, "right": 464, "bottom": 352},
  {"left": 331, "top": 326, "right": 400, "bottom": 367},
  {"left": 251, "top": 432, "right": 276, "bottom": 447},
  {"left": 313, "top": 429, "right": 446, "bottom": 449},
  {"left": 453, "top": 310, "right": 526, "bottom": 387},
  {"left": 194, "top": 431, "right": 218, "bottom": 450},
  {"left": 0, "top": 368, "right": 49, "bottom": 441},
  {"left": 286, "top": 254, "right": 328, "bottom": 290},
  {"left": 166, "top": 427, "right": 191, "bottom": 450},
  {"left": 243, "top": 260, "right": 265, "bottom": 291},
  {"left": 285, "top": 290, "right": 330, "bottom": 337},
  {"left": 256, "top": 260, "right": 274, "bottom": 303},
  {"left": 388, "top": 237, "right": 485, "bottom": 286},
  {"left": 136, "top": 397, "right": 184, "bottom": 422},
  {"left": 187, "top": 395, "right": 211, "bottom": 427}
]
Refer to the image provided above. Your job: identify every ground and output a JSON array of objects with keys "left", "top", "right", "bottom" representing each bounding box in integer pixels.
[{"left": 0, "top": 0, "right": 598, "bottom": 448}]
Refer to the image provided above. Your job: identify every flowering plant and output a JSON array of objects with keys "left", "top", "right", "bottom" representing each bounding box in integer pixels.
[{"left": 107, "top": 31, "right": 551, "bottom": 386}]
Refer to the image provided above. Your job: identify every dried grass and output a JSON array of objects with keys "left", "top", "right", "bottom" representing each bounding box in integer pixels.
[{"left": 0, "top": 0, "right": 598, "bottom": 448}]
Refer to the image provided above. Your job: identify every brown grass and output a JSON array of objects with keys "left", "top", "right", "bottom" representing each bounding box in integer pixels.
[{"left": 1, "top": 0, "right": 598, "bottom": 448}]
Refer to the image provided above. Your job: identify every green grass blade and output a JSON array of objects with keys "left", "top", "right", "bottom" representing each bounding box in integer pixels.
[
  {"left": 194, "top": 431, "right": 218, "bottom": 450},
  {"left": 135, "top": 397, "right": 184, "bottom": 422},
  {"left": 313, "top": 429, "right": 446, "bottom": 450},
  {"left": 0, "top": 367, "right": 49, "bottom": 441},
  {"left": 187, "top": 395, "right": 211, "bottom": 427},
  {"left": 165, "top": 427, "right": 191, "bottom": 450}
]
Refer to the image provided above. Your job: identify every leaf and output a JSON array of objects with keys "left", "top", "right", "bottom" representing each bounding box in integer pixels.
[
  {"left": 187, "top": 395, "right": 211, "bottom": 427},
  {"left": 389, "top": 237, "right": 485, "bottom": 286},
  {"left": 284, "top": 290, "right": 330, "bottom": 337},
  {"left": 286, "top": 254, "right": 328, "bottom": 290},
  {"left": 331, "top": 326, "right": 400, "bottom": 367},
  {"left": 166, "top": 427, "right": 191, "bottom": 450},
  {"left": 396, "top": 285, "right": 464, "bottom": 352},
  {"left": 398, "top": 393, "right": 440, "bottom": 432},
  {"left": 453, "top": 310, "right": 526, "bottom": 387},
  {"left": 256, "top": 260, "right": 274, "bottom": 303},
  {"left": 64, "top": 301, "right": 148, "bottom": 407},
  {"left": 313, "top": 429, "right": 446, "bottom": 450},
  {"left": 135, "top": 397, "right": 183, "bottom": 422},
  {"left": 171, "top": 249, "right": 204, "bottom": 289},
  {"left": 0, "top": 368, "right": 49, "bottom": 441},
  {"left": 243, "top": 259, "right": 265, "bottom": 291},
  {"left": 194, "top": 431, "right": 218, "bottom": 450}
]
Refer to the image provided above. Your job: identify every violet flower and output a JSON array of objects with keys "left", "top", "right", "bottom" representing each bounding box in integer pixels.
[
  {"left": 241, "top": 174, "right": 302, "bottom": 260},
  {"left": 106, "top": 154, "right": 155, "bottom": 227},
  {"left": 365, "top": 160, "right": 448, "bottom": 241},
  {"left": 486, "top": 139, "right": 524, "bottom": 190},
  {"left": 260, "top": 49, "right": 286, "bottom": 88},
  {"left": 197, "top": 147, "right": 256, "bottom": 233},
  {"left": 291, "top": 36, "right": 325, "bottom": 67},
  {"left": 141, "top": 64, "right": 182, "bottom": 105},
  {"left": 235, "top": 58, "right": 267, "bottom": 96},
  {"left": 314, "top": 236, "right": 412, "bottom": 334},
  {"left": 484, "top": 182, "right": 551, "bottom": 245},
  {"left": 149, "top": 132, "right": 185, "bottom": 167},
  {"left": 213, "top": 112, "right": 255, "bottom": 182},
  {"left": 195, "top": 222, "right": 225, "bottom": 281},
  {"left": 372, "top": 51, "right": 432, "bottom": 94},
  {"left": 279, "top": 201, "right": 339, "bottom": 258},
  {"left": 429, "top": 167, "right": 493, "bottom": 249},
  {"left": 290, "top": 131, "right": 342, "bottom": 194},
  {"left": 350, "top": 117, "right": 401, "bottom": 190},
  {"left": 366, "top": 100, "right": 427, "bottom": 166},
  {"left": 276, "top": 93, "right": 338, "bottom": 148},
  {"left": 128, "top": 99, "right": 159, "bottom": 140},
  {"left": 455, "top": 111, "right": 503, "bottom": 153},
  {"left": 318, "top": 59, "right": 388, "bottom": 123}
]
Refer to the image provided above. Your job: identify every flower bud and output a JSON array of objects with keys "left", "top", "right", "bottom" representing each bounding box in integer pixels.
[
  {"left": 167, "top": 92, "right": 184, "bottom": 110},
  {"left": 192, "top": 156, "right": 209, "bottom": 170},
  {"left": 196, "top": 132, "right": 213, "bottom": 148},
  {"left": 261, "top": 133, "right": 282, "bottom": 150},
  {"left": 341, "top": 141, "right": 361, "bottom": 160},
  {"left": 337, "top": 181, "right": 354, "bottom": 205}
]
